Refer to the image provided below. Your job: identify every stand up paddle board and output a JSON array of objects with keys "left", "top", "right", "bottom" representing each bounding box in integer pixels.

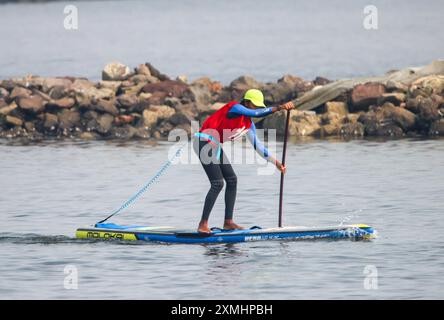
[{"left": 76, "top": 223, "right": 376, "bottom": 244}]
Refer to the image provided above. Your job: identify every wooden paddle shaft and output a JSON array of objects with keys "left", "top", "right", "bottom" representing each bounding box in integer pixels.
[{"left": 279, "top": 109, "right": 291, "bottom": 228}]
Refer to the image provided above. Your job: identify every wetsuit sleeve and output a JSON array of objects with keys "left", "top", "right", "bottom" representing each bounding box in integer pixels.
[
  {"left": 228, "top": 104, "right": 273, "bottom": 118},
  {"left": 247, "top": 122, "right": 273, "bottom": 161}
]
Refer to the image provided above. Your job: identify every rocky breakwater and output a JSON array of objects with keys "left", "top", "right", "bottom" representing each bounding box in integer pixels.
[{"left": 1, "top": 60, "right": 443, "bottom": 141}]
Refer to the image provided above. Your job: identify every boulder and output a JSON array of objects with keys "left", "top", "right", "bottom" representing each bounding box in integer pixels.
[
  {"left": 92, "top": 98, "right": 119, "bottom": 116},
  {"left": 377, "top": 92, "right": 406, "bottom": 105},
  {"left": 75, "top": 87, "right": 115, "bottom": 107},
  {"left": 411, "top": 75, "right": 444, "bottom": 94},
  {"left": 98, "top": 81, "right": 122, "bottom": 92},
  {"left": 176, "top": 75, "right": 188, "bottom": 83},
  {"left": 46, "top": 97, "right": 75, "bottom": 109},
  {"left": 115, "top": 114, "right": 135, "bottom": 125},
  {"left": 0, "top": 87, "right": 9, "bottom": 99},
  {"left": 102, "top": 62, "right": 131, "bottom": 81},
  {"left": 429, "top": 119, "right": 444, "bottom": 135},
  {"left": 17, "top": 95, "right": 46, "bottom": 114},
  {"left": 58, "top": 109, "right": 81, "bottom": 130},
  {"left": 144, "top": 62, "right": 170, "bottom": 81},
  {"left": 263, "top": 110, "right": 321, "bottom": 136},
  {"left": 42, "top": 77, "right": 73, "bottom": 93},
  {"left": 168, "top": 112, "right": 191, "bottom": 126},
  {"left": 229, "top": 75, "right": 263, "bottom": 100},
  {"left": 133, "top": 127, "right": 151, "bottom": 139},
  {"left": 141, "top": 80, "right": 189, "bottom": 98},
  {"left": 43, "top": 113, "right": 59, "bottom": 130},
  {"left": 130, "top": 74, "right": 158, "bottom": 84},
  {"left": 0, "top": 102, "right": 18, "bottom": 115},
  {"left": 378, "top": 102, "right": 417, "bottom": 131},
  {"left": 110, "top": 125, "right": 137, "bottom": 139},
  {"left": 320, "top": 123, "right": 339, "bottom": 136},
  {"left": 48, "top": 85, "right": 68, "bottom": 100},
  {"left": 375, "top": 123, "right": 404, "bottom": 137},
  {"left": 351, "top": 83, "right": 385, "bottom": 111},
  {"left": 142, "top": 105, "right": 175, "bottom": 128},
  {"left": 117, "top": 94, "right": 139, "bottom": 109},
  {"left": 324, "top": 101, "right": 348, "bottom": 116},
  {"left": 10, "top": 87, "right": 32, "bottom": 100},
  {"left": 189, "top": 82, "right": 212, "bottom": 113},
  {"left": 262, "top": 82, "right": 298, "bottom": 105},
  {"left": 321, "top": 111, "right": 343, "bottom": 126},
  {"left": 97, "top": 113, "right": 115, "bottom": 134},
  {"left": 339, "top": 122, "right": 365, "bottom": 137},
  {"left": 6, "top": 115, "right": 23, "bottom": 127},
  {"left": 135, "top": 64, "right": 152, "bottom": 76},
  {"left": 313, "top": 76, "right": 331, "bottom": 86}
]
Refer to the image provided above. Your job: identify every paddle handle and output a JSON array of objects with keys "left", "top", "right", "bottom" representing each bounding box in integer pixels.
[{"left": 278, "top": 109, "right": 291, "bottom": 228}]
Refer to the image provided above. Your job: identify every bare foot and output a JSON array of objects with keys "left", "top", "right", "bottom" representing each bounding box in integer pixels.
[
  {"left": 223, "top": 219, "right": 245, "bottom": 230},
  {"left": 197, "top": 220, "right": 211, "bottom": 234}
]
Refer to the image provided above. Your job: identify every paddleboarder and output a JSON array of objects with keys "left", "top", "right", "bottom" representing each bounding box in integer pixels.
[{"left": 194, "top": 89, "right": 294, "bottom": 233}]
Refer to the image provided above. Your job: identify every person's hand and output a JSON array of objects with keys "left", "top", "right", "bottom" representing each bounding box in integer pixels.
[
  {"left": 279, "top": 101, "right": 294, "bottom": 111},
  {"left": 275, "top": 159, "right": 287, "bottom": 174}
]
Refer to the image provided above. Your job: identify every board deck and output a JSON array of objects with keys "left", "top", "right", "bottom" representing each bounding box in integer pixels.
[{"left": 76, "top": 223, "right": 376, "bottom": 243}]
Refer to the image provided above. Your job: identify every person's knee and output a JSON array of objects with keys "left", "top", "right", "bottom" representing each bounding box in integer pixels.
[
  {"left": 225, "top": 175, "right": 237, "bottom": 187},
  {"left": 210, "top": 179, "right": 225, "bottom": 193}
]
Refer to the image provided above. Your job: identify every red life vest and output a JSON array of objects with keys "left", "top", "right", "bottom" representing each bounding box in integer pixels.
[{"left": 199, "top": 101, "right": 252, "bottom": 143}]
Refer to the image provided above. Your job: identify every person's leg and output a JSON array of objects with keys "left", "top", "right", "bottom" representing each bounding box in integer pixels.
[
  {"left": 220, "top": 149, "right": 244, "bottom": 230},
  {"left": 195, "top": 140, "right": 224, "bottom": 233}
]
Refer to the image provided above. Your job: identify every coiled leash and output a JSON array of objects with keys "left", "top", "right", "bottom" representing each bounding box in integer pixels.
[{"left": 96, "top": 143, "right": 187, "bottom": 225}]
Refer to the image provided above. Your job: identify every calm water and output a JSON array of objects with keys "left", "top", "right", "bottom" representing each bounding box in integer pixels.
[
  {"left": 0, "top": 0, "right": 443, "bottom": 83},
  {"left": 0, "top": 138, "right": 443, "bottom": 299}
]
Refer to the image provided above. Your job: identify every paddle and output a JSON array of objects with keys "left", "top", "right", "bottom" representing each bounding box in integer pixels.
[{"left": 278, "top": 109, "right": 291, "bottom": 228}]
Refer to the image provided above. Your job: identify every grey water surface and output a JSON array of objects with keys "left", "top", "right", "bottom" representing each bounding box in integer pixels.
[{"left": 0, "top": 138, "right": 443, "bottom": 299}]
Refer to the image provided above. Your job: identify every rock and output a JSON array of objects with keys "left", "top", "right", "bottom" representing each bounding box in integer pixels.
[
  {"left": 48, "top": 86, "right": 68, "bottom": 100},
  {"left": 176, "top": 75, "right": 188, "bottom": 83},
  {"left": 42, "top": 78, "right": 73, "bottom": 93},
  {"left": 0, "top": 102, "right": 18, "bottom": 115},
  {"left": 144, "top": 62, "right": 170, "bottom": 81},
  {"left": 375, "top": 123, "right": 404, "bottom": 137},
  {"left": 141, "top": 80, "right": 189, "bottom": 98},
  {"left": 102, "top": 62, "right": 131, "bottom": 81},
  {"left": 290, "top": 111, "right": 321, "bottom": 136},
  {"left": 96, "top": 113, "right": 115, "bottom": 134},
  {"left": 79, "top": 132, "right": 98, "bottom": 140},
  {"left": 339, "top": 122, "right": 365, "bottom": 137},
  {"left": 0, "top": 87, "right": 9, "bottom": 99},
  {"left": 46, "top": 97, "right": 75, "bottom": 109},
  {"left": 263, "top": 110, "right": 320, "bottom": 136},
  {"left": 377, "top": 92, "right": 406, "bottom": 105},
  {"left": 189, "top": 82, "right": 212, "bottom": 113},
  {"left": 168, "top": 112, "right": 191, "bottom": 126},
  {"left": 119, "top": 83, "right": 146, "bottom": 96},
  {"left": 130, "top": 74, "right": 158, "bottom": 84},
  {"left": 17, "top": 95, "right": 46, "bottom": 114},
  {"left": 324, "top": 101, "right": 348, "bottom": 116},
  {"left": 10, "top": 87, "right": 32, "bottom": 100},
  {"left": 278, "top": 75, "right": 314, "bottom": 93},
  {"left": 71, "top": 79, "right": 96, "bottom": 92},
  {"left": 142, "top": 105, "right": 175, "bottom": 128},
  {"left": 313, "top": 76, "right": 331, "bottom": 86},
  {"left": 43, "top": 113, "right": 59, "bottom": 130},
  {"left": 115, "top": 114, "right": 135, "bottom": 125},
  {"left": 75, "top": 87, "right": 115, "bottom": 107},
  {"left": 262, "top": 82, "right": 298, "bottom": 105},
  {"left": 135, "top": 64, "right": 152, "bottom": 76},
  {"left": 58, "top": 109, "right": 81, "bottom": 130},
  {"left": 117, "top": 94, "right": 139, "bottom": 109},
  {"left": 133, "top": 127, "right": 151, "bottom": 139},
  {"left": 343, "top": 113, "right": 360, "bottom": 124},
  {"left": 98, "top": 81, "right": 122, "bottom": 92},
  {"left": 0, "top": 99, "right": 6, "bottom": 109},
  {"left": 92, "top": 98, "right": 119, "bottom": 116},
  {"left": 407, "top": 97, "right": 441, "bottom": 132},
  {"left": 378, "top": 103, "right": 417, "bottom": 131},
  {"left": 351, "top": 83, "right": 385, "bottom": 111},
  {"left": 24, "top": 121, "right": 35, "bottom": 132},
  {"left": 412, "top": 75, "right": 444, "bottom": 94},
  {"left": 385, "top": 80, "right": 408, "bottom": 92},
  {"left": 229, "top": 75, "right": 263, "bottom": 100},
  {"left": 6, "top": 115, "right": 23, "bottom": 127},
  {"left": 321, "top": 111, "right": 343, "bottom": 126},
  {"left": 109, "top": 125, "right": 137, "bottom": 139},
  {"left": 320, "top": 123, "right": 339, "bottom": 136},
  {"left": 429, "top": 119, "right": 444, "bottom": 135}
]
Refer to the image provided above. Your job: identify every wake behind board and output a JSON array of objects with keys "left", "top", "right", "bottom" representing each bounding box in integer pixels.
[{"left": 76, "top": 223, "right": 376, "bottom": 244}]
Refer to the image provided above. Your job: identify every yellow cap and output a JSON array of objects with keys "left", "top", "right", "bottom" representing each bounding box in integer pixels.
[{"left": 244, "top": 89, "right": 266, "bottom": 108}]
